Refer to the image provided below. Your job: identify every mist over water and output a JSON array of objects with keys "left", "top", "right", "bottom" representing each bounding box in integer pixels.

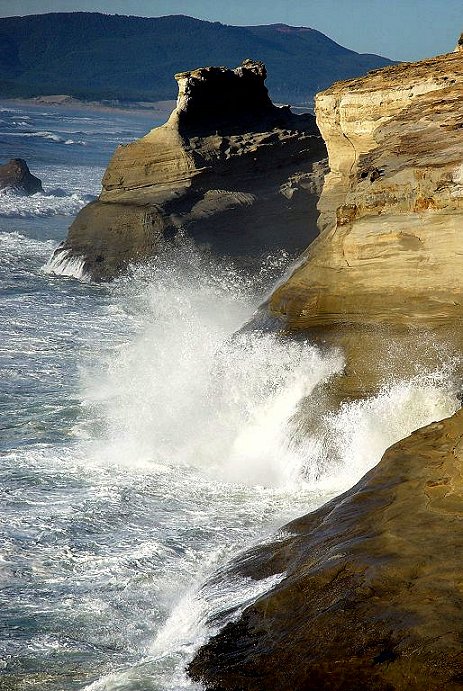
[{"left": 0, "top": 103, "right": 460, "bottom": 690}]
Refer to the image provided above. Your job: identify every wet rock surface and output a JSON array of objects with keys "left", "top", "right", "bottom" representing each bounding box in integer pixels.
[
  {"left": 189, "top": 408, "right": 463, "bottom": 690},
  {"left": 58, "top": 60, "right": 327, "bottom": 281},
  {"left": 0, "top": 158, "right": 43, "bottom": 194}
]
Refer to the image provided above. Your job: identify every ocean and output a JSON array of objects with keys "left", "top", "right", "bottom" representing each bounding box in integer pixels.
[{"left": 0, "top": 102, "right": 459, "bottom": 690}]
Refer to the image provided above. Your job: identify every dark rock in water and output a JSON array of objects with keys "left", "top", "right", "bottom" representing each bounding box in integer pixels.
[
  {"left": 55, "top": 59, "right": 327, "bottom": 281},
  {"left": 189, "top": 408, "right": 463, "bottom": 690},
  {"left": 173, "top": 59, "right": 281, "bottom": 136},
  {"left": 0, "top": 158, "right": 43, "bottom": 194}
]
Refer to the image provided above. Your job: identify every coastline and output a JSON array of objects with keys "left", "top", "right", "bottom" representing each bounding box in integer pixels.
[
  {"left": 0, "top": 95, "right": 177, "bottom": 118},
  {"left": 0, "top": 95, "right": 311, "bottom": 117}
]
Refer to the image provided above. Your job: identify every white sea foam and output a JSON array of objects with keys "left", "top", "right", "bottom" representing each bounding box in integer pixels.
[
  {"left": 6, "top": 129, "right": 86, "bottom": 145},
  {"left": 80, "top": 242, "right": 343, "bottom": 486},
  {"left": 3, "top": 224, "right": 460, "bottom": 690},
  {"left": 152, "top": 567, "right": 285, "bottom": 657},
  {"left": 0, "top": 230, "right": 56, "bottom": 257},
  {"left": 82, "top": 240, "right": 459, "bottom": 494},
  {"left": 0, "top": 188, "right": 94, "bottom": 217},
  {"left": 43, "top": 247, "right": 89, "bottom": 281},
  {"left": 296, "top": 375, "right": 459, "bottom": 493}
]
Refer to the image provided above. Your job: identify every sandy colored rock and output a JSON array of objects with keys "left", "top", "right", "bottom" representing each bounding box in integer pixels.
[
  {"left": 189, "top": 407, "right": 463, "bottom": 690},
  {"left": 56, "top": 60, "right": 326, "bottom": 281},
  {"left": 269, "top": 50, "right": 463, "bottom": 329}
]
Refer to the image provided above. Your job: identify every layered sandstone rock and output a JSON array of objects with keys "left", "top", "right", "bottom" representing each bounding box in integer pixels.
[
  {"left": 54, "top": 60, "right": 326, "bottom": 280},
  {"left": 263, "top": 49, "right": 463, "bottom": 397},
  {"left": 189, "top": 407, "right": 463, "bottom": 690},
  {"left": 269, "top": 50, "right": 463, "bottom": 330},
  {"left": 189, "top": 47, "right": 463, "bottom": 690}
]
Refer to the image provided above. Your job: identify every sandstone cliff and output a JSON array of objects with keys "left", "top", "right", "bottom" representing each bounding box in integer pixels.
[
  {"left": 189, "top": 408, "right": 463, "bottom": 690},
  {"left": 52, "top": 60, "right": 326, "bottom": 281},
  {"left": 270, "top": 50, "right": 463, "bottom": 329},
  {"left": 189, "top": 47, "right": 463, "bottom": 690},
  {"left": 264, "top": 49, "right": 463, "bottom": 397}
]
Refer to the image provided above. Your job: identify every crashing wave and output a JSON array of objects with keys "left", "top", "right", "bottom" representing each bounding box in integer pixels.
[
  {"left": 43, "top": 247, "right": 90, "bottom": 281},
  {"left": 0, "top": 188, "right": 94, "bottom": 218}
]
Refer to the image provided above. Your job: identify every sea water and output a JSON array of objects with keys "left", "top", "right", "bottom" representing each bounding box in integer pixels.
[{"left": 0, "top": 103, "right": 459, "bottom": 690}]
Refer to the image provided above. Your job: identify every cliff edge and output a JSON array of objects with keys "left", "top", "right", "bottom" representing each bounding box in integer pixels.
[{"left": 51, "top": 60, "right": 326, "bottom": 281}]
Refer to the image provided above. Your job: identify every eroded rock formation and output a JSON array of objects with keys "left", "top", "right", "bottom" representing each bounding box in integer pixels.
[
  {"left": 0, "top": 158, "right": 43, "bottom": 194},
  {"left": 264, "top": 49, "right": 463, "bottom": 396},
  {"left": 189, "top": 408, "right": 463, "bottom": 690},
  {"left": 189, "top": 46, "right": 463, "bottom": 690},
  {"left": 270, "top": 51, "right": 463, "bottom": 329},
  {"left": 55, "top": 60, "right": 326, "bottom": 280}
]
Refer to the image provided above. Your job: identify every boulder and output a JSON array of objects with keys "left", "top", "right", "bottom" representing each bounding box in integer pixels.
[
  {"left": 189, "top": 408, "right": 463, "bottom": 690},
  {"left": 0, "top": 158, "right": 43, "bottom": 194},
  {"left": 53, "top": 60, "right": 327, "bottom": 281}
]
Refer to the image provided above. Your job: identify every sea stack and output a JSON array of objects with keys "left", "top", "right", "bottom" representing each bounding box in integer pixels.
[{"left": 53, "top": 60, "right": 327, "bottom": 281}]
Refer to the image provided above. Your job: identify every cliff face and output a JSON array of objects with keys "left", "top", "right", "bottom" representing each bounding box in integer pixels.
[
  {"left": 188, "top": 48, "right": 463, "bottom": 689},
  {"left": 189, "top": 408, "right": 463, "bottom": 690},
  {"left": 270, "top": 51, "right": 463, "bottom": 329},
  {"left": 55, "top": 60, "right": 326, "bottom": 281}
]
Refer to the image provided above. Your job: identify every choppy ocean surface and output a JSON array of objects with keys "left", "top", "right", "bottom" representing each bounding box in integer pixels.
[{"left": 0, "top": 102, "right": 460, "bottom": 690}]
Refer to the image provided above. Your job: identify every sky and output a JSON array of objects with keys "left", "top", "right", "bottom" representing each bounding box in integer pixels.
[{"left": 0, "top": 0, "right": 461, "bottom": 62}]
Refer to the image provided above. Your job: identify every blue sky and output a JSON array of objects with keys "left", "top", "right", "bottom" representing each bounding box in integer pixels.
[{"left": 0, "top": 0, "right": 461, "bottom": 61}]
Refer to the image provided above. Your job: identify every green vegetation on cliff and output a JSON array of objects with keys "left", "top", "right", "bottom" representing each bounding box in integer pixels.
[{"left": 0, "top": 12, "right": 394, "bottom": 105}]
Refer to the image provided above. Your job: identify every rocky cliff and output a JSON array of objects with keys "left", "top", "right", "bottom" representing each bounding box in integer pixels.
[
  {"left": 264, "top": 49, "right": 463, "bottom": 397},
  {"left": 52, "top": 60, "right": 326, "bottom": 281},
  {"left": 270, "top": 50, "right": 463, "bottom": 329},
  {"left": 189, "top": 47, "right": 463, "bottom": 690},
  {"left": 189, "top": 408, "right": 463, "bottom": 690}
]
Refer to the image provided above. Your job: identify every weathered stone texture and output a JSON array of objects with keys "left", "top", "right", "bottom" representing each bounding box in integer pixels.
[
  {"left": 270, "top": 51, "right": 463, "bottom": 329},
  {"left": 57, "top": 60, "right": 326, "bottom": 280},
  {"left": 189, "top": 408, "right": 463, "bottom": 690}
]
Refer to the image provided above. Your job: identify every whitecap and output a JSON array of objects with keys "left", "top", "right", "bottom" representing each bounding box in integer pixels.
[
  {"left": 4, "top": 130, "right": 86, "bottom": 145},
  {"left": 0, "top": 230, "right": 56, "bottom": 259},
  {"left": 0, "top": 188, "right": 95, "bottom": 218}
]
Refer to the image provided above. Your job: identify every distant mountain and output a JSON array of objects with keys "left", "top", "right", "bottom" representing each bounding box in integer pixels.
[{"left": 0, "top": 12, "right": 395, "bottom": 105}]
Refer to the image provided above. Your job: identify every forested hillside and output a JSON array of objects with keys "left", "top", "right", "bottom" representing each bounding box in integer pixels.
[{"left": 0, "top": 12, "right": 394, "bottom": 104}]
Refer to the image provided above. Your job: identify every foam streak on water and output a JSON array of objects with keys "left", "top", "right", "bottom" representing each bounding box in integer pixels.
[{"left": 0, "top": 103, "right": 460, "bottom": 691}]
